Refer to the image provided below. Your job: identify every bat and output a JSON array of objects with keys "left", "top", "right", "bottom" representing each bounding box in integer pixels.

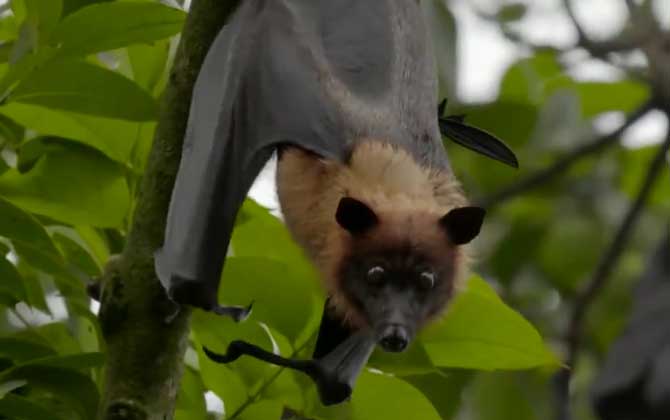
[{"left": 155, "top": 0, "right": 517, "bottom": 405}]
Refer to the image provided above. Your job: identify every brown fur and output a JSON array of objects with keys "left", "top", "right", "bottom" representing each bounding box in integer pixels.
[{"left": 276, "top": 140, "right": 471, "bottom": 327}]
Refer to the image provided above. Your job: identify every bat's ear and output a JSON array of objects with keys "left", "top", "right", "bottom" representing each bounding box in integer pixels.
[
  {"left": 439, "top": 206, "right": 486, "bottom": 245},
  {"left": 336, "top": 197, "right": 378, "bottom": 235}
]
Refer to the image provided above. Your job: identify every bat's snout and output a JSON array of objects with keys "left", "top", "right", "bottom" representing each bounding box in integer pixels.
[{"left": 378, "top": 324, "right": 409, "bottom": 352}]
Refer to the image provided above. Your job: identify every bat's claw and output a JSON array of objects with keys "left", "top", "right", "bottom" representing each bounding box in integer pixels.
[{"left": 211, "top": 301, "right": 253, "bottom": 322}]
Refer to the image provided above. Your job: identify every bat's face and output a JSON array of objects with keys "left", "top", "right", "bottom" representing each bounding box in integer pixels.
[
  {"left": 338, "top": 249, "right": 454, "bottom": 352},
  {"left": 334, "top": 197, "right": 485, "bottom": 352}
]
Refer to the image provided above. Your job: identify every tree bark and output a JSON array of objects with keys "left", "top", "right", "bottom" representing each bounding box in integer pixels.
[{"left": 97, "top": 1, "right": 241, "bottom": 419}]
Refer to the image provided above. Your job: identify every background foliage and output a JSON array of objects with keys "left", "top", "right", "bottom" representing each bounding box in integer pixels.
[{"left": 0, "top": 0, "right": 666, "bottom": 419}]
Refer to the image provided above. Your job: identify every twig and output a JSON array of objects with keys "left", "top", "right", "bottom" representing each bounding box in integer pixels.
[
  {"left": 554, "top": 131, "right": 670, "bottom": 420},
  {"left": 480, "top": 100, "right": 654, "bottom": 208},
  {"left": 562, "top": 0, "right": 640, "bottom": 58}
]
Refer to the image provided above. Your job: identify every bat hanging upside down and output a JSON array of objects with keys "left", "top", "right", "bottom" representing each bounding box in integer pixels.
[{"left": 155, "top": 0, "right": 517, "bottom": 405}]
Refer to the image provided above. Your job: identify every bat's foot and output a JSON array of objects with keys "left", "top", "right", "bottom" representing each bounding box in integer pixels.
[{"left": 211, "top": 301, "right": 253, "bottom": 322}]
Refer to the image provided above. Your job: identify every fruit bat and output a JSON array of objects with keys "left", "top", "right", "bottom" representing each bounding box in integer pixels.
[{"left": 154, "top": 0, "right": 517, "bottom": 405}]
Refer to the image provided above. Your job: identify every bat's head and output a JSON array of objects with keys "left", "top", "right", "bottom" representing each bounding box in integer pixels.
[{"left": 333, "top": 197, "right": 485, "bottom": 352}]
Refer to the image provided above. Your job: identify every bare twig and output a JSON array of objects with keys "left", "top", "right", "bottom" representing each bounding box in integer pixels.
[
  {"left": 480, "top": 100, "right": 655, "bottom": 208},
  {"left": 554, "top": 131, "right": 670, "bottom": 420},
  {"left": 562, "top": 0, "right": 641, "bottom": 58}
]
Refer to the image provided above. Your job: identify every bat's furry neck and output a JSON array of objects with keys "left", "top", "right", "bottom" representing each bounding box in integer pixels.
[{"left": 341, "top": 141, "right": 465, "bottom": 213}]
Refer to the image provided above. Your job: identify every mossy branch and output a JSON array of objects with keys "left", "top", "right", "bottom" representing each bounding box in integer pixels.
[{"left": 97, "top": 1, "right": 241, "bottom": 419}]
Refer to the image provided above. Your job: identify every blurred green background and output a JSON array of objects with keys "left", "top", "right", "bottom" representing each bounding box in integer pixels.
[{"left": 0, "top": 0, "right": 668, "bottom": 419}]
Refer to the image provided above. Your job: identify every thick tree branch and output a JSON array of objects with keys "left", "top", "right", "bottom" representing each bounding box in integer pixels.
[
  {"left": 554, "top": 131, "right": 670, "bottom": 420},
  {"left": 97, "top": 1, "right": 241, "bottom": 419},
  {"left": 481, "top": 100, "right": 654, "bottom": 209}
]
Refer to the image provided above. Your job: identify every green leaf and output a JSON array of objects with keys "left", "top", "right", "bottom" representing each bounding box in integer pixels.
[
  {"left": 51, "top": 227, "right": 101, "bottom": 276},
  {"left": 0, "top": 256, "right": 27, "bottom": 305},
  {"left": 13, "top": 322, "right": 82, "bottom": 355},
  {"left": 401, "top": 370, "right": 472, "bottom": 420},
  {"left": 14, "top": 352, "right": 104, "bottom": 371},
  {"left": 127, "top": 39, "right": 169, "bottom": 94},
  {"left": 0, "top": 143, "right": 130, "bottom": 227},
  {"left": 51, "top": 1, "right": 186, "bottom": 57},
  {"left": 467, "top": 372, "right": 538, "bottom": 420},
  {"left": 0, "top": 365, "right": 99, "bottom": 420},
  {"left": 330, "top": 371, "right": 441, "bottom": 420},
  {"left": 0, "top": 379, "right": 27, "bottom": 398},
  {"left": 0, "top": 103, "right": 141, "bottom": 164},
  {"left": 10, "top": 59, "right": 158, "bottom": 121},
  {"left": 174, "top": 366, "right": 207, "bottom": 420},
  {"left": 238, "top": 400, "right": 284, "bottom": 420},
  {"left": 368, "top": 340, "right": 435, "bottom": 376},
  {"left": 0, "top": 394, "right": 69, "bottom": 420},
  {"left": 0, "top": 338, "right": 56, "bottom": 363},
  {"left": 547, "top": 80, "right": 650, "bottom": 117},
  {"left": 496, "top": 3, "right": 527, "bottom": 22},
  {"left": 421, "top": 277, "right": 559, "bottom": 370},
  {"left": 217, "top": 257, "right": 319, "bottom": 344},
  {"left": 0, "top": 196, "right": 60, "bottom": 255}
]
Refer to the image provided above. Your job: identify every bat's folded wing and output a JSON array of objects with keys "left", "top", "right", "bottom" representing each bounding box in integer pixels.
[{"left": 154, "top": 1, "right": 345, "bottom": 311}]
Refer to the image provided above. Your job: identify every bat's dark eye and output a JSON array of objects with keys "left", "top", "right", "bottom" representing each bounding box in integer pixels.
[
  {"left": 367, "top": 266, "right": 385, "bottom": 284},
  {"left": 418, "top": 271, "right": 435, "bottom": 290}
]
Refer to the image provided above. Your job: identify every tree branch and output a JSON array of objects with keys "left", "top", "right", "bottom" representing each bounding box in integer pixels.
[
  {"left": 554, "top": 131, "right": 670, "bottom": 420},
  {"left": 481, "top": 100, "right": 654, "bottom": 209},
  {"left": 562, "top": 0, "right": 641, "bottom": 58},
  {"left": 97, "top": 1, "right": 241, "bottom": 419}
]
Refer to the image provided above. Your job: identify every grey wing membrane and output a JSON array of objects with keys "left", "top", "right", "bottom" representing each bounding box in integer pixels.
[{"left": 154, "top": 2, "right": 345, "bottom": 312}]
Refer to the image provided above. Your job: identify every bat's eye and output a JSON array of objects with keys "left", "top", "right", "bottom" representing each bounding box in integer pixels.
[
  {"left": 418, "top": 271, "right": 435, "bottom": 290},
  {"left": 367, "top": 266, "right": 385, "bottom": 284}
]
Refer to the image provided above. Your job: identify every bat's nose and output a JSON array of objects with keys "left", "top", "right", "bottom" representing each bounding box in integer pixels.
[{"left": 379, "top": 324, "right": 409, "bottom": 352}]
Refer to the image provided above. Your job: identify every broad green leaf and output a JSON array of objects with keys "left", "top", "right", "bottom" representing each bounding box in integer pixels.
[
  {"left": 547, "top": 80, "right": 650, "bottom": 117},
  {"left": 10, "top": 59, "right": 158, "bottom": 121},
  {"left": 12, "top": 321, "right": 82, "bottom": 356},
  {"left": 22, "top": 0, "right": 63, "bottom": 41},
  {"left": 11, "top": 352, "right": 104, "bottom": 371},
  {"left": 174, "top": 366, "right": 207, "bottom": 420},
  {"left": 74, "top": 226, "right": 110, "bottom": 268},
  {"left": 496, "top": 3, "right": 527, "bottom": 22},
  {"left": 421, "top": 277, "right": 559, "bottom": 370},
  {"left": 0, "top": 196, "right": 60, "bottom": 255},
  {"left": 320, "top": 371, "right": 441, "bottom": 420},
  {"left": 0, "top": 144, "right": 130, "bottom": 227},
  {"left": 499, "top": 52, "right": 562, "bottom": 105},
  {"left": 0, "top": 256, "right": 26, "bottom": 305},
  {"left": 0, "top": 337, "right": 56, "bottom": 363},
  {"left": 619, "top": 144, "right": 670, "bottom": 211},
  {"left": 467, "top": 372, "right": 538, "bottom": 420},
  {"left": 51, "top": 1, "right": 186, "bottom": 57},
  {"left": 0, "top": 114, "right": 25, "bottom": 147},
  {"left": 401, "top": 370, "right": 472, "bottom": 420},
  {"left": 0, "top": 379, "right": 27, "bottom": 397},
  {"left": 0, "top": 365, "right": 98, "bottom": 420},
  {"left": 127, "top": 39, "right": 169, "bottom": 94},
  {"left": 368, "top": 340, "right": 435, "bottom": 376},
  {"left": 217, "top": 257, "right": 319, "bottom": 343},
  {"left": 0, "top": 103, "right": 140, "bottom": 164},
  {"left": 0, "top": 394, "right": 69, "bottom": 420},
  {"left": 238, "top": 400, "right": 284, "bottom": 420},
  {"left": 62, "top": 0, "right": 112, "bottom": 17},
  {"left": 51, "top": 227, "right": 101, "bottom": 276}
]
